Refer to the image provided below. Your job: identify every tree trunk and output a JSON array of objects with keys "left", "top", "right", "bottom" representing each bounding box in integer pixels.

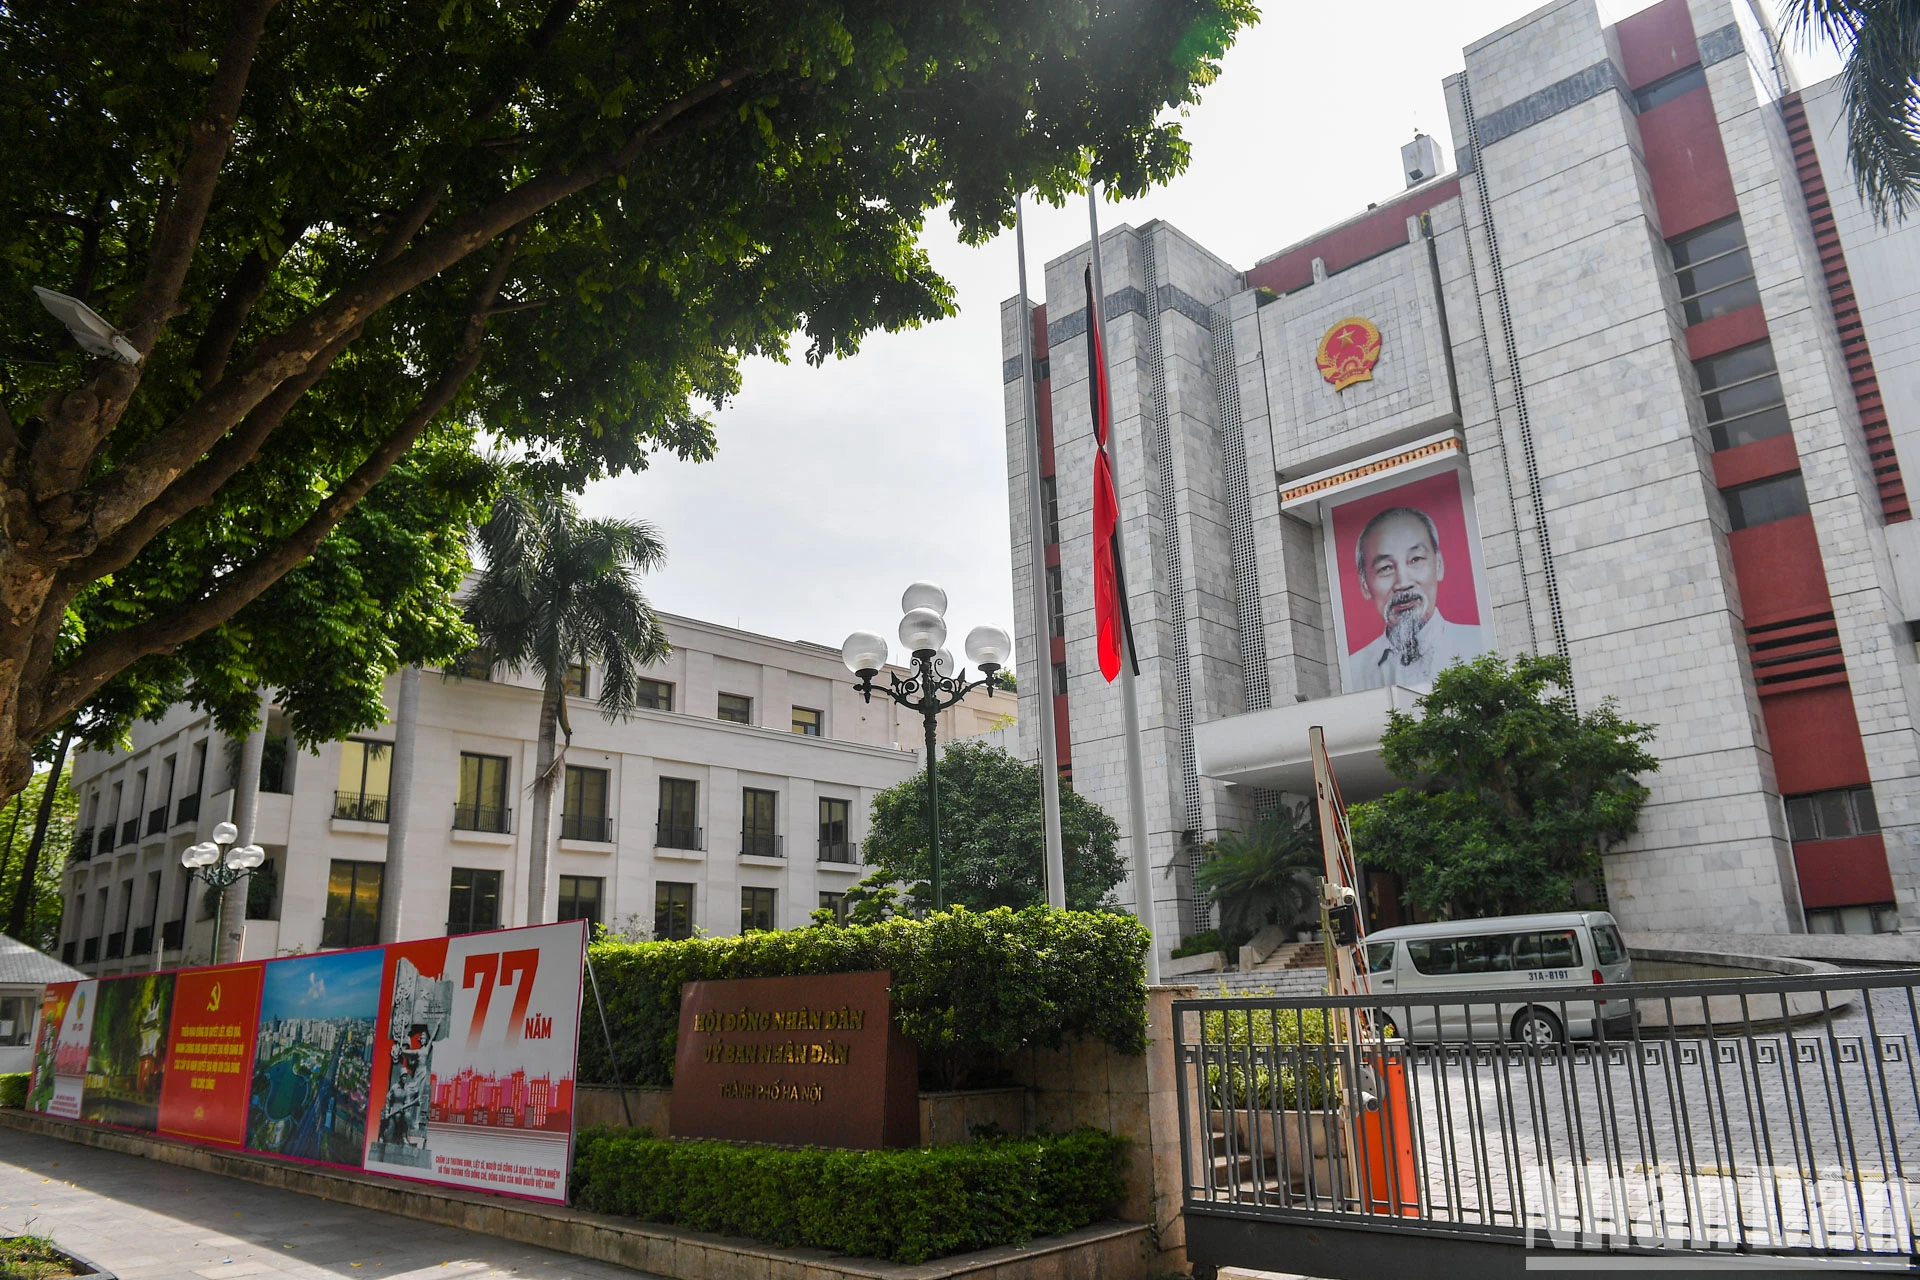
[
  {"left": 525, "top": 682, "right": 561, "bottom": 925},
  {"left": 379, "top": 665, "right": 421, "bottom": 943},
  {"left": 8, "top": 726, "right": 72, "bottom": 940},
  {"left": 220, "top": 691, "right": 269, "bottom": 965}
]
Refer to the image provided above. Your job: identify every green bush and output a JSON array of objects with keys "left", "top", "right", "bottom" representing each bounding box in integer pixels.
[
  {"left": 1171, "top": 929, "right": 1224, "bottom": 959},
  {"left": 581, "top": 906, "right": 1148, "bottom": 1089},
  {"left": 571, "top": 1127, "right": 1127, "bottom": 1264},
  {"left": 0, "top": 1072, "right": 25, "bottom": 1108},
  {"left": 1201, "top": 1004, "right": 1337, "bottom": 1110}
]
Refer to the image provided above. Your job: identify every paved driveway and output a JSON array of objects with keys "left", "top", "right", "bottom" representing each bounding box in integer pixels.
[{"left": 0, "top": 1128, "right": 652, "bottom": 1280}]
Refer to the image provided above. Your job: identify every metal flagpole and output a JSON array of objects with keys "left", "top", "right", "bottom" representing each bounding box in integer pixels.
[
  {"left": 1015, "top": 195, "right": 1069, "bottom": 911},
  {"left": 1086, "top": 183, "right": 1161, "bottom": 986}
]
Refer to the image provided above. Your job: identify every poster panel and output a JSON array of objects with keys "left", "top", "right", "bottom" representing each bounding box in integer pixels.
[
  {"left": 1327, "top": 469, "right": 1490, "bottom": 692},
  {"left": 81, "top": 972, "right": 176, "bottom": 1129},
  {"left": 157, "top": 963, "right": 263, "bottom": 1145},
  {"left": 245, "top": 949, "right": 381, "bottom": 1167},
  {"left": 362, "top": 920, "right": 586, "bottom": 1203},
  {"left": 36, "top": 978, "right": 96, "bottom": 1118},
  {"left": 25, "top": 982, "right": 74, "bottom": 1114}
]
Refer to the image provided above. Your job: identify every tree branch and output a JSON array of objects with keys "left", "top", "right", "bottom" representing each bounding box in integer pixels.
[{"left": 192, "top": 212, "right": 313, "bottom": 386}]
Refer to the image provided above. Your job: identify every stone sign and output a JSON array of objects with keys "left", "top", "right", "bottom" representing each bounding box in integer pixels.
[{"left": 669, "top": 970, "right": 918, "bottom": 1148}]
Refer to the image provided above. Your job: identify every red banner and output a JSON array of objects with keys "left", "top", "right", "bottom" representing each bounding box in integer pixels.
[{"left": 157, "top": 964, "right": 262, "bottom": 1146}]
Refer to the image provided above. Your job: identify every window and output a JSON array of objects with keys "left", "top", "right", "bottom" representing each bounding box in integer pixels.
[
  {"left": 1633, "top": 62, "right": 1707, "bottom": 111},
  {"left": 1787, "top": 787, "right": 1880, "bottom": 842},
  {"left": 655, "top": 882, "right": 695, "bottom": 940},
  {"left": 792, "top": 707, "right": 822, "bottom": 736},
  {"left": 819, "top": 891, "right": 849, "bottom": 926},
  {"left": 1696, "top": 340, "right": 1791, "bottom": 451},
  {"left": 0, "top": 995, "right": 35, "bottom": 1047},
  {"left": 819, "top": 797, "right": 853, "bottom": 862},
  {"left": 1365, "top": 942, "right": 1396, "bottom": 974},
  {"left": 1807, "top": 903, "right": 1901, "bottom": 934},
  {"left": 446, "top": 867, "right": 501, "bottom": 935},
  {"left": 322, "top": 860, "right": 383, "bottom": 948},
  {"left": 1406, "top": 934, "right": 1515, "bottom": 976},
  {"left": 562, "top": 765, "right": 610, "bottom": 842},
  {"left": 1511, "top": 929, "right": 1582, "bottom": 970},
  {"left": 657, "top": 777, "right": 700, "bottom": 849},
  {"left": 335, "top": 738, "right": 392, "bottom": 823},
  {"left": 636, "top": 678, "right": 673, "bottom": 711},
  {"left": 1670, "top": 218, "right": 1761, "bottom": 325},
  {"left": 178, "top": 740, "right": 207, "bottom": 826},
  {"left": 559, "top": 875, "right": 604, "bottom": 931},
  {"left": 1592, "top": 923, "right": 1626, "bottom": 966},
  {"left": 1040, "top": 475, "right": 1061, "bottom": 546},
  {"left": 742, "top": 788, "right": 779, "bottom": 857},
  {"left": 1046, "top": 565, "right": 1065, "bottom": 638},
  {"left": 717, "top": 693, "right": 752, "bottom": 724},
  {"left": 446, "top": 648, "right": 493, "bottom": 680},
  {"left": 1725, "top": 472, "right": 1810, "bottom": 530},
  {"left": 1034, "top": 357, "right": 1050, "bottom": 381},
  {"left": 563, "top": 659, "right": 590, "bottom": 698},
  {"left": 741, "top": 887, "right": 777, "bottom": 933},
  {"left": 456, "top": 753, "right": 511, "bottom": 832},
  {"left": 1052, "top": 662, "right": 1068, "bottom": 696}
]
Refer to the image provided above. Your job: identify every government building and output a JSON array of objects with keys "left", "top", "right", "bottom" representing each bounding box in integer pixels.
[
  {"left": 1002, "top": 0, "right": 1920, "bottom": 951},
  {"left": 57, "top": 615, "right": 1011, "bottom": 973}
]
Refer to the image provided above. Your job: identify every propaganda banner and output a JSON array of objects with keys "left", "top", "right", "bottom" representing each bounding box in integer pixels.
[
  {"left": 156, "top": 963, "right": 262, "bottom": 1146},
  {"left": 82, "top": 972, "right": 175, "bottom": 1129},
  {"left": 362, "top": 920, "right": 586, "bottom": 1203},
  {"left": 32, "top": 978, "right": 96, "bottom": 1119}
]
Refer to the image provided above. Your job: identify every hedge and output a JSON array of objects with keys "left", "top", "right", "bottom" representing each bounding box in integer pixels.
[
  {"left": 0, "top": 1072, "right": 24, "bottom": 1108},
  {"left": 580, "top": 906, "right": 1149, "bottom": 1089},
  {"left": 570, "top": 1127, "right": 1128, "bottom": 1264}
]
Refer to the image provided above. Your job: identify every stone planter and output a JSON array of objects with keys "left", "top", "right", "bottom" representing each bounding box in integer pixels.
[{"left": 1234, "top": 1109, "right": 1341, "bottom": 1193}]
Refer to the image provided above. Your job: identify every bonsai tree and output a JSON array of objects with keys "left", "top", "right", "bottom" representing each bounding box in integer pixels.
[{"left": 1350, "top": 653, "right": 1658, "bottom": 918}]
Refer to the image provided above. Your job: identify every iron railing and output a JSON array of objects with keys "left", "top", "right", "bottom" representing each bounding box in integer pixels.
[
  {"left": 96, "top": 827, "right": 114, "bottom": 855},
  {"left": 119, "top": 818, "right": 139, "bottom": 846},
  {"left": 561, "top": 812, "right": 609, "bottom": 842},
  {"left": 741, "top": 832, "right": 782, "bottom": 858},
  {"left": 105, "top": 931, "right": 124, "bottom": 960},
  {"left": 1176, "top": 971, "right": 1920, "bottom": 1264},
  {"left": 453, "top": 802, "right": 510, "bottom": 833},
  {"left": 146, "top": 805, "right": 168, "bottom": 837},
  {"left": 70, "top": 828, "right": 93, "bottom": 863},
  {"left": 131, "top": 925, "right": 153, "bottom": 956},
  {"left": 335, "top": 790, "right": 389, "bottom": 823},
  {"left": 160, "top": 919, "right": 184, "bottom": 950},
  {"left": 656, "top": 822, "right": 702, "bottom": 851},
  {"left": 60, "top": 941, "right": 75, "bottom": 965},
  {"left": 81, "top": 937, "right": 98, "bottom": 964},
  {"left": 818, "top": 840, "right": 858, "bottom": 864},
  {"left": 175, "top": 793, "right": 200, "bottom": 826}
]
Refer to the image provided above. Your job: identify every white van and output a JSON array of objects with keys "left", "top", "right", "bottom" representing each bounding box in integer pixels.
[{"left": 1364, "top": 911, "right": 1636, "bottom": 1045}]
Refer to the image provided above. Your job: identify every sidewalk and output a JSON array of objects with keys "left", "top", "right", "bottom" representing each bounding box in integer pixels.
[{"left": 0, "top": 1127, "right": 654, "bottom": 1280}]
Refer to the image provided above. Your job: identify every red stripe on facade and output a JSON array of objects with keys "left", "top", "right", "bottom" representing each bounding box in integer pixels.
[
  {"left": 1245, "top": 180, "right": 1461, "bottom": 296},
  {"left": 1793, "top": 834, "right": 1897, "bottom": 909},
  {"left": 1685, "top": 303, "right": 1770, "bottom": 361},
  {"left": 1615, "top": 0, "right": 1698, "bottom": 89},
  {"left": 1640, "top": 88, "right": 1740, "bottom": 238},
  {"left": 1711, "top": 431, "right": 1800, "bottom": 490},
  {"left": 1780, "top": 92, "right": 1913, "bottom": 523}
]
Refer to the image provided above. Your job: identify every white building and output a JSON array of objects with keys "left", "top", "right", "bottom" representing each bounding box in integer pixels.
[{"left": 57, "top": 613, "right": 1015, "bottom": 974}]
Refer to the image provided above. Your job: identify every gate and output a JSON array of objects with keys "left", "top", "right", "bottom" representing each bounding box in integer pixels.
[{"left": 1174, "top": 972, "right": 1920, "bottom": 1276}]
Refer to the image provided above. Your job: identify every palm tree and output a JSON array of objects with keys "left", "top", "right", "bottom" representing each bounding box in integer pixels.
[
  {"left": 1195, "top": 802, "right": 1325, "bottom": 951},
  {"left": 1780, "top": 0, "right": 1920, "bottom": 224},
  {"left": 466, "top": 485, "right": 669, "bottom": 924}
]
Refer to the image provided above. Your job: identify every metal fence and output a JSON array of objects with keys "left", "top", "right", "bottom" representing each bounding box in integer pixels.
[{"left": 1175, "top": 971, "right": 1920, "bottom": 1262}]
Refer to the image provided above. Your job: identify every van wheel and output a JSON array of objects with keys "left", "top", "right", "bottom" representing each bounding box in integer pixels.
[
  {"left": 1512, "top": 1007, "right": 1565, "bottom": 1048},
  {"left": 1370, "top": 1009, "right": 1400, "bottom": 1041}
]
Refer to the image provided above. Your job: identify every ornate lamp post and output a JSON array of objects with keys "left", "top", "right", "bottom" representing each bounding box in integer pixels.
[
  {"left": 842, "top": 583, "right": 1011, "bottom": 911},
  {"left": 181, "top": 821, "right": 266, "bottom": 965}
]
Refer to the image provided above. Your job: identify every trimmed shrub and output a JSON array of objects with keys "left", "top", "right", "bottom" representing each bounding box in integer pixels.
[
  {"left": 570, "top": 1127, "right": 1128, "bottom": 1263},
  {"left": 581, "top": 906, "right": 1148, "bottom": 1089},
  {"left": 0, "top": 1072, "right": 24, "bottom": 1108}
]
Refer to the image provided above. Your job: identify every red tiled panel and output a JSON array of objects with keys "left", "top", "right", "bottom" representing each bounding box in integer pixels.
[
  {"left": 1052, "top": 694, "right": 1072, "bottom": 771},
  {"left": 1044, "top": 543, "right": 1060, "bottom": 568},
  {"left": 1727, "top": 515, "right": 1834, "bottom": 628},
  {"left": 1050, "top": 635, "right": 1066, "bottom": 664},
  {"left": 1794, "top": 833, "right": 1896, "bottom": 908},
  {"left": 1639, "top": 88, "right": 1739, "bottom": 239},
  {"left": 1245, "top": 180, "right": 1461, "bottom": 296},
  {"left": 1686, "top": 303, "right": 1769, "bottom": 361},
  {"left": 1762, "top": 684, "right": 1872, "bottom": 794},
  {"left": 1615, "top": 0, "right": 1698, "bottom": 89},
  {"left": 1712, "top": 433, "right": 1800, "bottom": 489}
]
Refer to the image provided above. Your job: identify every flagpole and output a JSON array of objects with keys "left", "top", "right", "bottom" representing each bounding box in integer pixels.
[
  {"left": 1015, "top": 195, "right": 1070, "bottom": 911},
  {"left": 1086, "top": 183, "right": 1161, "bottom": 986}
]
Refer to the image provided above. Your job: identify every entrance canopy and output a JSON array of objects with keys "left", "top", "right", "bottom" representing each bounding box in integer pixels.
[{"left": 1191, "top": 685, "right": 1424, "bottom": 800}]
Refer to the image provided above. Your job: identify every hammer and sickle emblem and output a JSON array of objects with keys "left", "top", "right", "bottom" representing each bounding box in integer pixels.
[{"left": 207, "top": 982, "right": 222, "bottom": 1012}]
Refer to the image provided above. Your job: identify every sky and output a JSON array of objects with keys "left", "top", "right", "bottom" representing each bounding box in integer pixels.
[
  {"left": 581, "top": 0, "right": 1845, "bottom": 675},
  {"left": 260, "top": 948, "right": 384, "bottom": 1021}
]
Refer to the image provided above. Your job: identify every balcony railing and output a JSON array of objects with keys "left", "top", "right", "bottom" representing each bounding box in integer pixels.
[
  {"left": 561, "top": 812, "right": 609, "bottom": 842},
  {"left": 96, "top": 828, "right": 114, "bottom": 855},
  {"left": 175, "top": 793, "right": 200, "bottom": 826},
  {"left": 655, "top": 822, "right": 703, "bottom": 851},
  {"left": 60, "top": 941, "right": 75, "bottom": 965},
  {"left": 161, "top": 919, "right": 184, "bottom": 950},
  {"left": 81, "top": 937, "right": 99, "bottom": 964},
  {"left": 819, "top": 840, "right": 859, "bottom": 864},
  {"left": 335, "top": 790, "right": 390, "bottom": 823},
  {"left": 105, "top": 931, "right": 125, "bottom": 960},
  {"left": 71, "top": 828, "right": 93, "bottom": 863},
  {"left": 453, "top": 802, "right": 511, "bottom": 834},
  {"left": 120, "top": 818, "right": 139, "bottom": 846},
  {"left": 147, "top": 805, "right": 168, "bottom": 837},
  {"left": 131, "top": 925, "right": 153, "bottom": 956},
  {"left": 741, "top": 832, "right": 783, "bottom": 858}
]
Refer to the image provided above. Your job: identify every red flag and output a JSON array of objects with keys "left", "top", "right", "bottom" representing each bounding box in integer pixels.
[{"left": 1086, "top": 267, "right": 1123, "bottom": 682}]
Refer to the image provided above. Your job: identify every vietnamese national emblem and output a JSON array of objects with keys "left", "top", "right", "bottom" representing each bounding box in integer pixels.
[{"left": 1315, "top": 317, "right": 1383, "bottom": 391}]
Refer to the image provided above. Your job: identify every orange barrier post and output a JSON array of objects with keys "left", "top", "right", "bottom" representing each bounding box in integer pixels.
[{"left": 1360, "top": 1051, "right": 1419, "bottom": 1216}]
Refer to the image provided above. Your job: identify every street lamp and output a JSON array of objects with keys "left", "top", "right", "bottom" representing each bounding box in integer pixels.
[
  {"left": 843, "top": 583, "right": 1012, "bottom": 911},
  {"left": 182, "top": 820, "right": 266, "bottom": 965}
]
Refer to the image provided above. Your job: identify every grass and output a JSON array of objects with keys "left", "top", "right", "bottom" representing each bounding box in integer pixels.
[{"left": 0, "top": 1232, "right": 79, "bottom": 1279}]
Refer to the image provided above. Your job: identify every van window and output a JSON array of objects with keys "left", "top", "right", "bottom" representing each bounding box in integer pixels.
[
  {"left": 1366, "top": 942, "right": 1395, "bottom": 973},
  {"left": 1512, "top": 929, "right": 1581, "bottom": 969},
  {"left": 1407, "top": 935, "right": 1514, "bottom": 976},
  {"left": 1592, "top": 923, "right": 1625, "bottom": 966}
]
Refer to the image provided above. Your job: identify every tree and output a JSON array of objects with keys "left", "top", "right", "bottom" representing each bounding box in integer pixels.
[
  {"left": 1195, "top": 801, "right": 1323, "bottom": 951},
  {"left": 0, "top": 0, "right": 1254, "bottom": 800},
  {"left": 864, "top": 740, "right": 1124, "bottom": 913},
  {"left": 1350, "top": 653, "right": 1659, "bottom": 919},
  {"left": 0, "top": 764, "right": 75, "bottom": 951},
  {"left": 466, "top": 484, "right": 668, "bottom": 923},
  {"left": 1780, "top": 0, "right": 1920, "bottom": 225}
]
